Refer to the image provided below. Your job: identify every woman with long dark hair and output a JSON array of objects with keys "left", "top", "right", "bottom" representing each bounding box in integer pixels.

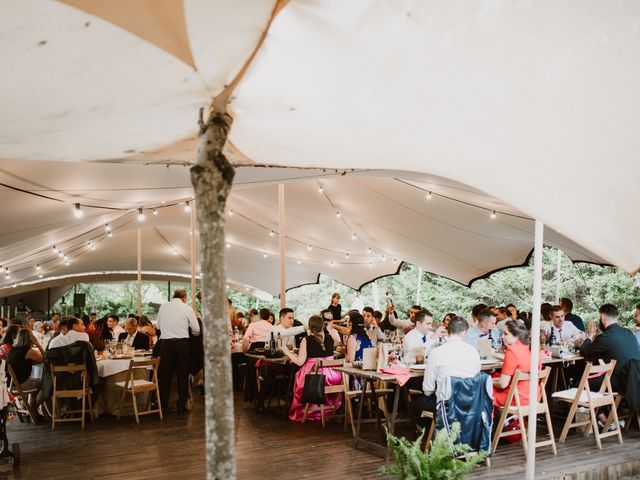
[
  {"left": 346, "top": 312, "right": 372, "bottom": 362},
  {"left": 493, "top": 320, "right": 540, "bottom": 407},
  {"left": 282, "top": 315, "right": 342, "bottom": 422}
]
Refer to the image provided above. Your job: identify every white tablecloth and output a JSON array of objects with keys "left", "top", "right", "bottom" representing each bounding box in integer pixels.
[{"left": 96, "top": 358, "right": 134, "bottom": 377}]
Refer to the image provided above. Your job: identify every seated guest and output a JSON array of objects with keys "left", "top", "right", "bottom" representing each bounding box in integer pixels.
[
  {"left": 282, "top": 315, "right": 342, "bottom": 422},
  {"left": 138, "top": 315, "right": 156, "bottom": 345},
  {"left": 493, "top": 320, "right": 540, "bottom": 407},
  {"left": 442, "top": 312, "right": 456, "bottom": 330},
  {"left": 118, "top": 317, "right": 150, "bottom": 350},
  {"left": 231, "top": 312, "right": 246, "bottom": 333},
  {"left": 506, "top": 304, "right": 518, "bottom": 320},
  {"left": 468, "top": 303, "right": 488, "bottom": 329},
  {"left": 242, "top": 308, "right": 274, "bottom": 351},
  {"left": 7, "top": 329, "right": 45, "bottom": 414},
  {"left": 403, "top": 310, "right": 444, "bottom": 358},
  {"left": 107, "top": 315, "right": 125, "bottom": 340},
  {"left": 363, "top": 306, "right": 386, "bottom": 342},
  {"left": 580, "top": 304, "right": 640, "bottom": 392},
  {"left": 495, "top": 307, "right": 511, "bottom": 334},
  {"left": 543, "top": 305, "right": 585, "bottom": 345},
  {"left": 87, "top": 315, "right": 112, "bottom": 341},
  {"left": 268, "top": 308, "right": 306, "bottom": 348},
  {"left": 0, "top": 324, "right": 20, "bottom": 361},
  {"left": 465, "top": 309, "right": 498, "bottom": 348},
  {"left": 48, "top": 317, "right": 90, "bottom": 349},
  {"left": 410, "top": 316, "right": 481, "bottom": 431},
  {"left": 387, "top": 304, "right": 422, "bottom": 333},
  {"left": 346, "top": 312, "right": 372, "bottom": 362},
  {"left": 540, "top": 303, "right": 553, "bottom": 330},
  {"left": 561, "top": 297, "right": 585, "bottom": 332}
]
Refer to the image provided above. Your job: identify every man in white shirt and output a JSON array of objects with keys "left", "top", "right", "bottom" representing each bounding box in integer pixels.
[
  {"left": 410, "top": 316, "right": 481, "bottom": 431},
  {"left": 156, "top": 288, "right": 200, "bottom": 414},
  {"left": 107, "top": 315, "right": 125, "bottom": 340},
  {"left": 465, "top": 309, "right": 499, "bottom": 348},
  {"left": 48, "top": 317, "right": 90, "bottom": 349},
  {"left": 543, "top": 305, "right": 584, "bottom": 345},
  {"left": 387, "top": 304, "right": 422, "bottom": 333},
  {"left": 403, "top": 310, "right": 444, "bottom": 358},
  {"left": 269, "top": 308, "right": 306, "bottom": 348},
  {"left": 363, "top": 307, "right": 385, "bottom": 343}
]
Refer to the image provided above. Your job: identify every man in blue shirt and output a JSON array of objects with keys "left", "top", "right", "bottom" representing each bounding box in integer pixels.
[
  {"left": 465, "top": 309, "right": 499, "bottom": 349},
  {"left": 561, "top": 297, "right": 585, "bottom": 332}
]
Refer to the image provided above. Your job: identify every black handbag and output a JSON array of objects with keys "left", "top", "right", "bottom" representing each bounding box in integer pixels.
[{"left": 301, "top": 371, "right": 326, "bottom": 404}]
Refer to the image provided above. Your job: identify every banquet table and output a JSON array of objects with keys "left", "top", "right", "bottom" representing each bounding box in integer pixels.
[
  {"left": 93, "top": 353, "right": 152, "bottom": 417},
  {"left": 338, "top": 353, "right": 583, "bottom": 456}
]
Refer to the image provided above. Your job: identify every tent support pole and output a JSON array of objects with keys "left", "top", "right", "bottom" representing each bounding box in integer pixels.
[
  {"left": 191, "top": 200, "right": 197, "bottom": 311},
  {"left": 555, "top": 249, "right": 562, "bottom": 303},
  {"left": 137, "top": 228, "right": 142, "bottom": 316},
  {"left": 416, "top": 267, "right": 422, "bottom": 306},
  {"left": 526, "top": 219, "right": 544, "bottom": 480},
  {"left": 278, "top": 183, "right": 286, "bottom": 308}
]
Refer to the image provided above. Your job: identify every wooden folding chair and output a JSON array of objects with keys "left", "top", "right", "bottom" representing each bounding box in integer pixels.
[
  {"left": 50, "top": 363, "right": 93, "bottom": 430},
  {"left": 342, "top": 370, "right": 393, "bottom": 437},
  {"left": 420, "top": 410, "right": 437, "bottom": 453},
  {"left": 7, "top": 365, "right": 39, "bottom": 424},
  {"left": 302, "top": 359, "right": 345, "bottom": 428},
  {"left": 553, "top": 360, "right": 622, "bottom": 449},
  {"left": 492, "top": 367, "right": 556, "bottom": 456},
  {"left": 116, "top": 357, "right": 162, "bottom": 424}
]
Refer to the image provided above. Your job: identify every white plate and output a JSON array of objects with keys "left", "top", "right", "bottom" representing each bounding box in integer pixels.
[{"left": 410, "top": 364, "right": 427, "bottom": 370}]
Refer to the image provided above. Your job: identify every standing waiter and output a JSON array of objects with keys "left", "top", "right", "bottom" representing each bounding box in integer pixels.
[{"left": 157, "top": 288, "right": 200, "bottom": 414}]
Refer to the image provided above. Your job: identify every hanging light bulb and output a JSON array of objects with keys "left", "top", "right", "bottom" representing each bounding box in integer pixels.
[
  {"left": 184, "top": 201, "right": 191, "bottom": 213},
  {"left": 137, "top": 208, "right": 145, "bottom": 221},
  {"left": 105, "top": 224, "right": 111, "bottom": 233},
  {"left": 225, "top": 243, "right": 231, "bottom": 249},
  {"left": 73, "top": 203, "right": 83, "bottom": 218},
  {"left": 307, "top": 245, "right": 312, "bottom": 251},
  {"left": 107, "top": 230, "right": 113, "bottom": 238},
  {"left": 426, "top": 191, "right": 433, "bottom": 200},
  {"left": 296, "top": 259, "right": 302, "bottom": 265},
  {"left": 172, "top": 248, "right": 178, "bottom": 255},
  {"left": 65, "top": 259, "right": 70, "bottom": 266},
  {"left": 269, "top": 230, "right": 275, "bottom": 237},
  {"left": 351, "top": 233, "right": 357, "bottom": 240},
  {"left": 381, "top": 254, "right": 386, "bottom": 261},
  {"left": 368, "top": 261, "right": 373, "bottom": 268},
  {"left": 263, "top": 252, "right": 268, "bottom": 258},
  {"left": 345, "top": 252, "right": 350, "bottom": 259},
  {"left": 38, "top": 273, "right": 44, "bottom": 279},
  {"left": 329, "top": 260, "right": 335, "bottom": 266},
  {"left": 318, "top": 185, "right": 324, "bottom": 193},
  {"left": 4, "top": 267, "right": 9, "bottom": 274},
  {"left": 152, "top": 208, "right": 158, "bottom": 216},
  {"left": 367, "top": 246, "right": 372, "bottom": 254},
  {"left": 336, "top": 211, "right": 342, "bottom": 218},
  {"left": 88, "top": 242, "right": 96, "bottom": 250},
  {"left": 63, "top": 254, "right": 68, "bottom": 261},
  {"left": 393, "top": 257, "right": 398, "bottom": 262},
  {"left": 58, "top": 250, "right": 64, "bottom": 258},
  {"left": 35, "top": 264, "right": 41, "bottom": 271},
  {"left": 228, "top": 209, "right": 234, "bottom": 216},
  {"left": 52, "top": 245, "right": 58, "bottom": 254},
  {"left": 4, "top": 272, "right": 9, "bottom": 280},
  {"left": 490, "top": 210, "right": 497, "bottom": 219}
]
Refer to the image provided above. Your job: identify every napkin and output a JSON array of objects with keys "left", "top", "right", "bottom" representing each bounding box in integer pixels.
[{"left": 379, "top": 364, "right": 411, "bottom": 387}]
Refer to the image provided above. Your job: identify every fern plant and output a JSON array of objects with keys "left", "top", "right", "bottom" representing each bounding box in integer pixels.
[{"left": 380, "top": 422, "right": 487, "bottom": 480}]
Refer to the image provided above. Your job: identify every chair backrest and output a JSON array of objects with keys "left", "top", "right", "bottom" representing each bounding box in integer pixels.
[
  {"left": 317, "top": 358, "right": 345, "bottom": 369},
  {"left": 123, "top": 357, "right": 159, "bottom": 389},
  {"left": 507, "top": 367, "right": 551, "bottom": 412},
  {"left": 575, "top": 360, "right": 617, "bottom": 401},
  {"left": 51, "top": 363, "right": 88, "bottom": 393}
]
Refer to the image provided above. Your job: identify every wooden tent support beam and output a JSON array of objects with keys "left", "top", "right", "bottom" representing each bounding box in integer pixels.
[{"left": 191, "top": 107, "right": 236, "bottom": 480}]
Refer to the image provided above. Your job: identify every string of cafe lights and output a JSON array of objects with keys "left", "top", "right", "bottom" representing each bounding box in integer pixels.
[
  {"left": 0, "top": 199, "right": 195, "bottom": 288},
  {"left": 393, "top": 178, "right": 532, "bottom": 221}
]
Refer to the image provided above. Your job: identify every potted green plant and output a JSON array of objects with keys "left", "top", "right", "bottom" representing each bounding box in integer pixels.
[{"left": 381, "top": 422, "right": 487, "bottom": 480}]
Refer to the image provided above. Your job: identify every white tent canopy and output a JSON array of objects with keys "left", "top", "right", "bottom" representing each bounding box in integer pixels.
[{"left": 0, "top": 0, "right": 638, "bottom": 297}]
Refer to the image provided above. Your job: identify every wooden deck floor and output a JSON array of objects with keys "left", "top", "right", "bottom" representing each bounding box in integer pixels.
[{"left": 2, "top": 392, "right": 640, "bottom": 479}]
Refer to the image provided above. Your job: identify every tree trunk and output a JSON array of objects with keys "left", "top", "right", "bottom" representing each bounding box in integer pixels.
[{"left": 190, "top": 108, "right": 236, "bottom": 480}]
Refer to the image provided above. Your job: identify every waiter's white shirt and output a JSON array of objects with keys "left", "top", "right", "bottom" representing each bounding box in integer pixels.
[
  {"left": 157, "top": 298, "right": 200, "bottom": 339},
  {"left": 422, "top": 336, "right": 481, "bottom": 396},
  {"left": 111, "top": 325, "right": 125, "bottom": 340}
]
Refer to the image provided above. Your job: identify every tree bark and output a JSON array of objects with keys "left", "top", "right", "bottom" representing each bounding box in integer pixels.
[{"left": 191, "top": 107, "right": 236, "bottom": 480}]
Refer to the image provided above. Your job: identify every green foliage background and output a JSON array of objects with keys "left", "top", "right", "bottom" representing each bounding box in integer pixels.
[{"left": 53, "top": 247, "right": 639, "bottom": 325}]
